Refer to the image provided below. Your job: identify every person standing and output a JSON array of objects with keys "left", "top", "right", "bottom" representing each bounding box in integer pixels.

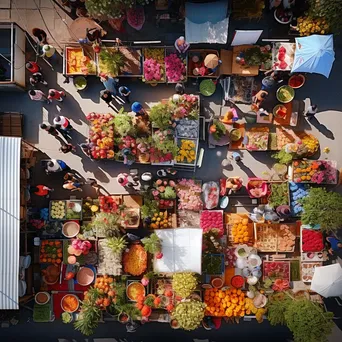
[
  {"left": 29, "top": 185, "right": 54, "bottom": 198},
  {"left": 59, "top": 143, "right": 76, "bottom": 154},
  {"left": 99, "top": 73, "right": 119, "bottom": 95},
  {"left": 40, "top": 123, "right": 59, "bottom": 136},
  {"left": 175, "top": 83, "right": 185, "bottom": 95},
  {"left": 30, "top": 72, "right": 48, "bottom": 86},
  {"left": 231, "top": 151, "right": 242, "bottom": 163},
  {"left": 79, "top": 142, "right": 92, "bottom": 157},
  {"left": 117, "top": 173, "right": 136, "bottom": 188},
  {"left": 32, "top": 28, "right": 48, "bottom": 44},
  {"left": 100, "top": 89, "right": 114, "bottom": 107},
  {"left": 28, "top": 90, "right": 50, "bottom": 104},
  {"left": 46, "top": 159, "right": 70, "bottom": 174},
  {"left": 326, "top": 236, "right": 342, "bottom": 255},
  {"left": 26, "top": 61, "right": 41, "bottom": 74},
  {"left": 131, "top": 102, "right": 146, "bottom": 116},
  {"left": 48, "top": 89, "right": 66, "bottom": 102},
  {"left": 304, "top": 105, "right": 318, "bottom": 120},
  {"left": 63, "top": 172, "right": 79, "bottom": 182},
  {"left": 63, "top": 181, "right": 83, "bottom": 192},
  {"left": 53, "top": 115, "right": 72, "bottom": 130},
  {"left": 118, "top": 86, "right": 131, "bottom": 103},
  {"left": 174, "top": 36, "right": 190, "bottom": 54},
  {"left": 42, "top": 44, "right": 56, "bottom": 58}
]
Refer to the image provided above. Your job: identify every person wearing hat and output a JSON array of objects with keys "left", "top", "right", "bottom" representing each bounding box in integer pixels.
[
  {"left": 174, "top": 36, "right": 190, "bottom": 54},
  {"left": 131, "top": 102, "right": 145, "bottom": 116},
  {"left": 99, "top": 73, "right": 119, "bottom": 95},
  {"left": 42, "top": 44, "right": 56, "bottom": 58},
  {"left": 118, "top": 85, "right": 131, "bottom": 103}
]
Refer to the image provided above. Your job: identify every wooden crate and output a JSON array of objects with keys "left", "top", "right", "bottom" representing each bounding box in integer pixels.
[{"left": 0, "top": 112, "right": 23, "bottom": 137}]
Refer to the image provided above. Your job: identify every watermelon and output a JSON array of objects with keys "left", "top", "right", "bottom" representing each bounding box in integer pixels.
[{"left": 127, "top": 7, "right": 145, "bottom": 31}]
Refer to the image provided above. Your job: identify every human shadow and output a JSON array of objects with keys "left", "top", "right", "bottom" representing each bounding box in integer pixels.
[
  {"left": 237, "top": 161, "right": 256, "bottom": 178},
  {"left": 308, "top": 116, "right": 335, "bottom": 140},
  {"left": 79, "top": 157, "right": 110, "bottom": 183},
  {"left": 78, "top": 76, "right": 102, "bottom": 104}
]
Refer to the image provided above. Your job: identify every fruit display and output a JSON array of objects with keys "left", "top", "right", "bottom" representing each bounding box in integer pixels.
[
  {"left": 297, "top": 133, "right": 319, "bottom": 155},
  {"left": 204, "top": 288, "right": 246, "bottom": 317},
  {"left": 98, "top": 196, "right": 121, "bottom": 213},
  {"left": 231, "top": 275, "right": 244, "bottom": 289},
  {"left": 176, "top": 139, "right": 197, "bottom": 164},
  {"left": 154, "top": 279, "right": 175, "bottom": 309},
  {"left": 172, "top": 272, "right": 198, "bottom": 298},
  {"left": 288, "top": 74, "right": 305, "bottom": 89},
  {"left": 200, "top": 210, "right": 224, "bottom": 236},
  {"left": 171, "top": 300, "right": 206, "bottom": 331},
  {"left": 150, "top": 130, "right": 177, "bottom": 164},
  {"left": 165, "top": 53, "right": 186, "bottom": 83},
  {"left": 297, "top": 16, "right": 329, "bottom": 36},
  {"left": 123, "top": 244, "right": 147, "bottom": 276},
  {"left": 276, "top": 85, "right": 295, "bottom": 103},
  {"left": 82, "top": 198, "right": 99, "bottom": 218},
  {"left": 171, "top": 94, "right": 200, "bottom": 120},
  {"left": 229, "top": 215, "right": 253, "bottom": 245},
  {"left": 97, "top": 239, "right": 122, "bottom": 276},
  {"left": 255, "top": 223, "right": 278, "bottom": 252},
  {"left": 92, "top": 275, "right": 120, "bottom": 310},
  {"left": 65, "top": 200, "right": 82, "bottom": 220},
  {"left": 40, "top": 240, "right": 63, "bottom": 264},
  {"left": 50, "top": 201, "right": 66, "bottom": 220},
  {"left": 176, "top": 179, "right": 203, "bottom": 211},
  {"left": 292, "top": 160, "right": 337, "bottom": 184},
  {"left": 150, "top": 211, "right": 174, "bottom": 229},
  {"left": 244, "top": 298, "right": 266, "bottom": 323},
  {"left": 86, "top": 113, "right": 115, "bottom": 160},
  {"left": 153, "top": 179, "right": 177, "bottom": 200},
  {"left": 245, "top": 127, "right": 269, "bottom": 151},
  {"left": 277, "top": 224, "right": 296, "bottom": 252},
  {"left": 301, "top": 228, "right": 323, "bottom": 252},
  {"left": 209, "top": 120, "right": 227, "bottom": 141},
  {"left": 66, "top": 47, "right": 96, "bottom": 75},
  {"left": 268, "top": 183, "right": 289, "bottom": 209},
  {"left": 289, "top": 182, "right": 309, "bottom": 216},
  {"left": 143, "top": 48, "right": 165, "bottom": 83},
  {"left": 272, "top": 43, "right": 295, "bottom": 70},
  {"left": 301, "top": 262, "right": 322, "bottom": 282},
  {"left": 263, "top": 261, "right": 290, "bottom": 281},
  {"left": 136, "top": 137, "right": 151, "bottom": 163},
  {"left": 126, "top": 281, "right": 146, "bottom": 301},
  {"left": 202, "top": 182, "right": 219, "bottom": 209}
]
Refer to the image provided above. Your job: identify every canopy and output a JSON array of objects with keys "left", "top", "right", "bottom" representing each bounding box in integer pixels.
[
  {"left": 185, "top": 1, "right": 229, "bottom": 44},
  {"left": 311, "top": 263, "right": 342, "bottom": 297},
  {"left": 0, "top": 137, "right": 21, "bottom": 309},
  {"left": 291, "top": 34, "right": 335, "bottom": 78}
]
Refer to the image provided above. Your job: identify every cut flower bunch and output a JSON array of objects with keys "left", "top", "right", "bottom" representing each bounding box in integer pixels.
[{"left": 165, "top": 53, "right": 186, "bottom": 82}]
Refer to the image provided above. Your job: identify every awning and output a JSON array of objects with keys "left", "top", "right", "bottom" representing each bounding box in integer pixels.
[
  {"left": 0, "top": 136, "right": 21, "bottom": 309},
  {"left": 185, "top": 1, "right": 229, "bottom": 44}
]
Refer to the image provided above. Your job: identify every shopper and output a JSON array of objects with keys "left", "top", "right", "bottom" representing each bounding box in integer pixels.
[
  {"left": 63, "top": 180, "right": 83, "bottom": 192},
  {"left": 131, "top": 102, "right": 146, "bottom": 116},
  {"left": 40, "top": 123, "right": 59, "bottom": 136},
  {"left": 79, "top": 142, "right": 92, "bottom": 157},
  {"left": 304, "top": 105, "right": 318, "bottom": 120},
  {"left": 59, "top": 143, "right": 76, "bottom": 154},
  {"left": 86, "top": 27, "right": 106, "bottom": 43},
  {"left": 46, "top": 159, "right": 70, "bottom": 174},
  {"left": 42, "top": 44, "right": 56, "bottom": 58},
  {"left": 252, "top": 90, "right": 268, "bottom": 110},
  {"left": 230, "top": 151, "right": 242, "bottom": 163},
  {"left": 53, "top": 115, "right": 72, "bottom": 130},
  {"left": 99, "top": 73, "right": 119, "bottom": 95},
  {"left": 85, "top": 178, "right": 101, "bottom": 194},
  {"left": 48, "top": 89, "right": 66, "bottom": 102},
  {"left": 63, "top": 172, "right": 79, "bottom": 182},
  {"left": 326, "top": 236, "right": 342, "bottom": 255},
  {"left": 175, "top": 83, "right": 185, "bottom": 95},
  {"left": 118, "top": 86, "right": 131, "bottom": 103},
  {"left": 32, "top": 28, "right": 48, "bottom": 44},
  {"left": 29, "top": 185, "right": 54, "bottom": 198},
  {"left": 29, "top": 72, "right": 48, "bottom": 86},
  {"left": 174, "top": 36, "right": 190, "bottom": 54},
  {"left": 100, "top": 89, "right": 114, "bottom": 106},
  {"left": 26, "top": 61, "right": 41, "bottom": 74},
  {"left": 28, "top": 89, "right": 50, "bottom": 104}
]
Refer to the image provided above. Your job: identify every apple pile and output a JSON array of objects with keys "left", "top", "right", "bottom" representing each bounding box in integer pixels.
[
  {"left": 302, "top": 229, "right": 323, "bottom": 252},
  {"left": 99, "top": 195, "right": 120, "bottom": 213},
  {"left": 118, "top": 136, "right": 137, "bottom": 155},
  {"left": 86, "top": 113, "right": 115, "bottom": 160}
]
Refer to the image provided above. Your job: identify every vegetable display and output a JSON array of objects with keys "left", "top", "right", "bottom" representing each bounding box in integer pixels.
[
  {"left": 171, "top": 300, "right": 206, "bottom": 331},
  {"left": 97, "top": 239, "right": 123, "bottom": 276},
  {"left": 176, "top": 179, "right": 203, "bottom": 211},
  {"left": 289, "top": 182, "right": 308, "bottom": 215},
  {"left": 293, "top": 160, "right": 336, "bottom": 184},
  {"left": 263, "top": 261, "right": 290, "bottom": 281},
  {"left": 50, "top": 201, "right": 66, "bottom": 220},
  {"left": 172, "top": 273, "right": 198, "bottom": 298},
  {"left": 245, "top": 128, "right": 269, "bottom": 151},
  {"left": 40, "top": 240, "right": 62, "bottom": 264},
  {"left": 176, "top": 139, "right": 196, "bottom": 164},
  {"left": 268, "top": 183, "right": 289, "bottom": 208},
  {"left": 202, "top": 254, "right": 223, "bottom": 275},
  {"left": 301, "top": 229, "right": 323, "bottom": 252},
  {"left": 276, "top": 85, "right": 295, "bottom": 103}
]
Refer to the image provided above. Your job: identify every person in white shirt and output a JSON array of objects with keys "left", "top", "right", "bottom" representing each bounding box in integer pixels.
[
  {"left": 53, "top": 116, "right": 72, "bottom": 130},
  {"left": 304, "top": 105, "right": 318, "bottom": 120},
  {"left": 28, "top": 90, "right": 50, "bottom": 104}
]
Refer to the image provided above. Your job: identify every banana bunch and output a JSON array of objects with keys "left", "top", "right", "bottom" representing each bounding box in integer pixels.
[{"left": 244, "top": 298, "right": 267, "bottom": 323}]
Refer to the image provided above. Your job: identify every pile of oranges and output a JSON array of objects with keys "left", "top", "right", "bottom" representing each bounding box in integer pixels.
[
  {"left": 204, "top": 288, "right": 246, "bottom": 317},
  {"left": 40, "top": 240, "right": 62, "bottom": 264},
  {"left": 231, "top": 217, "right": 251, "bottom": 244},
  {"left": 90, "top": 275, "right": 117, "bottom": 309}
]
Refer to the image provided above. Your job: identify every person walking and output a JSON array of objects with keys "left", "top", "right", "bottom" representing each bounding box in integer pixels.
[
  {"left": 175, "top": 83, "right": 185, "bottom": 95},
  {"left": 59, "top": 143, "right": 76, "bottom": 154},
  {"left": 100, "top": 89, "right": 114, "bottom": 107},
  {"left": 48, "top": 89, "right": 66, "bottom": 103},
  {"left": 117, "top": 173, "right": 136, "bottom": 189},
  {"left": 40, "top": 123, "right": 59, "bottom": 136},
  {"left": 63, "top": 180, "right": 83, "bottom": 192},
  {"left": 231, "top": 151, "right": 242, "bottom": 163},
  {"left": 32, "top": 28, "right": 48, "bottom": 44},
  {"left": 29, "top": 72, "right": 48, "bottom": 87},
  {"left": 99, "top": 73, "right": 119, "bottom": 95},
  {"left": 53, "top": 115, "right": 72, "bottom": 130},
  {"left": 85, "top": 178, "right": 101, "bottom": 194},
  {"left": 42, "top": 44, "right": 56, "bottom": 58},
  {"left": 28, "top": 89, "right": 50, "bottom": 104},
  {"left": 304, "top": 105, "right": 318, "bottom": 120},
  {"left": 79, "top": 142, "right": 92, "bottom": 158},
  {"left": 174, "top": 36, "right": 190, "bottom": 54},
  {"left": 29, "top": 185, "right": 54, "bottom": 198},
  {"left": 46, "top": 159, "right": 70, "bottom": 174},
  {"left": 63, "top": 171, "right": 79, "bottom": 182},
  {"left": 118, "top": 85, "right": 131, "bottom": 103},
  {"left": 26, "top": 61, "right": 41, "bottom": 74}
]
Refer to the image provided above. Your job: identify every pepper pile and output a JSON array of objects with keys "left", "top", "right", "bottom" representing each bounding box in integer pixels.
[{"left": 302, "top": 229, "right": 323, "bottom": 252}]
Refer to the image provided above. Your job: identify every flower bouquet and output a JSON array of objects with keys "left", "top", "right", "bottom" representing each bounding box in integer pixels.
[
  {"left": 165, "top": 52, "right": 186, "bottom": 83},
  {"left": 151, "top": 129, "right": 178, "bottom": 164},
  {"left": 143, "top": 48, "right": 165, "bottom": 83}
]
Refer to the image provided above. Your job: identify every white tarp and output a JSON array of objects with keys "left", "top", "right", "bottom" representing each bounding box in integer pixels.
[
  {"left": 153, "top": 228, "right": 203, "bottom": 273},
  {"left": 185, "top": 1, "right": 229, "bottom": 44},
  {"left": 0, "top": 137, "right": 21, "bottom": 309}
]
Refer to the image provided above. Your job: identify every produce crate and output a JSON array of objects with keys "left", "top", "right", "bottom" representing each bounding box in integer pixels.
[
  {"left": 82, "top": 198, "right": 100, "bottom": 219},
  {"left": 39, "top": 239, "right": 63, "bottom": 264},
  {"left": 165, "top": 47, "right": 187, "bottom": 83},
  {"left": 202, "top": 253, "right": 225, "bottom": 275},
  {"left": 225, "top": 213, "right": 254, "bottom": 246},
  {"left": 263, "top": 261, "right": 291, "bottom": 281},
  {"left": 301, "top": 261, "right": 322, "bottom": 283},
  {"left": 187, "top": 49, "right": 220, "bottom": 78},
  {"left": 49, "top": 200, "right": 66, "bottom": 221},
  {"left": 300, "top": 225, "right": 324, "bottom": 254},
  {"left": 174, "top": 137, "right": 198, "bottom": 166},
  {"left": 63, "top": 45, "right": 97, "bottom": 76},
  {"left": 142, "top": 47, "right": 166, "bottom": 84},
  {"left": 65, "top": 200, "right": 83, "bottom": 220},
  {"left": 0, "top": 112, "right": 23, "bottom": 137}
]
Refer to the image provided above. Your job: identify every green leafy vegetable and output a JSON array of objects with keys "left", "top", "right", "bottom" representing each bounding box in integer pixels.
[
  {"left": 99, "top": 48, "right": 124, "bottom": 76},
  {"left": 211, "top": 119, "right": 227, "bottom": 141},
  {"left": 113, "top": 111, "right": 136, "bottom": 137},
  {"left": 141, "top": 233, "right": 161, "bottom": 254},
  {"left": 202, "top": 254, "right": 222, "bottom": 275},
  {"left": 149, "top": 103, "right": 173, "bottom": 129},
  {"left": 272, "top": 149, "right": 294, "bottom": 165},
  {"left": 160, "top": 186, "right": 176, "bottom": 199},
  {"left": 268, "top": 183, "right": 289, "bottom": 208},
  {"left": 267, "top": 293, "right": 291, "bottom": 326}
]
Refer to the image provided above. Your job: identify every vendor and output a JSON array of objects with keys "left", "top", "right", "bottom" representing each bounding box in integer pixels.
[
  {"left": 208, "top": 59, "right": 222, "bottom": 74},
  {"left": 175, "top": 82, "right": 185, "bottom": 95},
  {"left": 86, "top": 27, "right": 106, "bottom": 44},
  {"left": 174, "top": 36, "right": 190, "bottom": 54},
  {"left": 131, "top": 102, "right": 146, "bottom": 117},
  {"left": 326, "top": 236, "right": 342, "bottom": 255}
]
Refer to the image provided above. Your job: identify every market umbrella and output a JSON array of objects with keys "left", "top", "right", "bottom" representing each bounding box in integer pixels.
[
  {"left": 204, "top": 54, "right": 219, "bottom": 68},
  {"left": 69, "top": 18, "right": 105, "bottom": 40},
  {"left": 310, "top": 263, "right": 342, "bottom": 297},
  {"left": 291, "top": 34, "right": 335, "bottom": 78}
]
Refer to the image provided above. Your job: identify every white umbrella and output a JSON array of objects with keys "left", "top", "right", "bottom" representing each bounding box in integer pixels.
[{"left": 311, "top": 263, "right": 342, "bottom": 298}]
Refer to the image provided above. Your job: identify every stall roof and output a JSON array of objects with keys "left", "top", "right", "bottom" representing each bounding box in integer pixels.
[{"left": 0, "top": 136, "right": 21, "bottom": 309}]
